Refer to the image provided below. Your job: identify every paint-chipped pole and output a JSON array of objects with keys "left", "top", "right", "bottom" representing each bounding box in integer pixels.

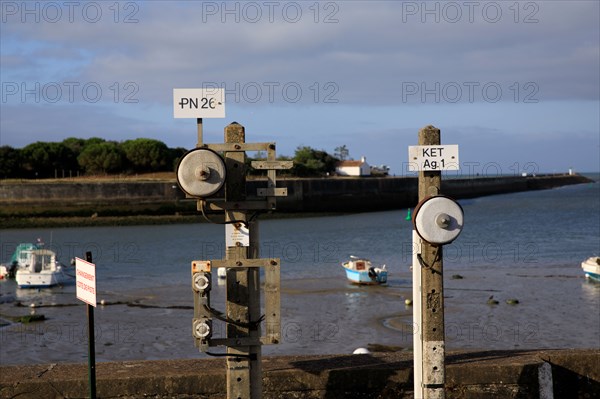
[
  {"left": 410, "top": 125, "right": 466, "bottom": 399},
  {"left": 418, "top": 126, "right": 445, "bottom": 399}
]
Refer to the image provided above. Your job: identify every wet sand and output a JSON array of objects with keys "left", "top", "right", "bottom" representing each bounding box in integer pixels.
[{"left": 1, "top": 264, "right": 598, "bottom": 365}]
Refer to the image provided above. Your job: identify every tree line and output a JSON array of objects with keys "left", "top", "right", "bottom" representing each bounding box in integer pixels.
[{"left": 0, "top": 138, "right": 344, "bottom": 179}]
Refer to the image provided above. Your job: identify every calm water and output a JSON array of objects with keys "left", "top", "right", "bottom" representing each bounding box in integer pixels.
[{"left": 1, "top": 177, "right": 598, "bottom": 365}]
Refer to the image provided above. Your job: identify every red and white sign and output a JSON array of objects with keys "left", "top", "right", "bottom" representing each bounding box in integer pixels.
[{"left": 75, "top": 258, "right": 97, "bottom": 307}]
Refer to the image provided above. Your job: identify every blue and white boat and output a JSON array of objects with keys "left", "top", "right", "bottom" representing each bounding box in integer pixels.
[
  {"left": 3, "top": 241, "right": 75, "bottom": 288},
  {"left": 342, "top": 256, "right": 387, "bottom": 285},
  {"left": 581, "top": 257, "right": 600, "bottom": 282}
]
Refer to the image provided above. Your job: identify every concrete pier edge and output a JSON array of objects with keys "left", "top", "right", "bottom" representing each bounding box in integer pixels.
[{"left": 1, "top": 349, "right": 598, "bottom": 398}]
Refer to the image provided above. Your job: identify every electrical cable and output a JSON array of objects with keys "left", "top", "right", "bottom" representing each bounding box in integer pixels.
[
  {"left": 199, "top": 201, "right": 262, "bottom": 227},
  {"left": 203, "top": 304, "right": 264, "bottom": 329},
  {"left": 417, "top": 247, "right": 441, "bottom": 272},
  {"left": 206, "top": 352, "right": 258, "bottom": 360}
]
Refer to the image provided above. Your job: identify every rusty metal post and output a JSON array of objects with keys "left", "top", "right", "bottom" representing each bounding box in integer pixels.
[
  {"left": 196, "top": 118, "right": 203, "bottom": 146},
  {"left": 418, "top": 125, "right": 445, "bottom": 399},
  {"left": 224, "top": 122, "right": 262, "bottom": 399}
]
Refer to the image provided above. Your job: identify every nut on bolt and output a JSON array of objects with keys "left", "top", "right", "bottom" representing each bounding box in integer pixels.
[
  {"left": 435, "top": 212, "right": 451, "bottom": 229},
  {"left": 193, "top": 272, "right": 211, "bottom": 292},
  {"left": 193, "top": 319, "right": 212, "bottom": 339}
]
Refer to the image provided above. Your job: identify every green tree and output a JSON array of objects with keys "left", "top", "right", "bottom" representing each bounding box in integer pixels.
[
  {"left": 121, "top": 138, "right": 170, "bottom": 172},
  {"left": 334, "top": 145, "right": 350, "bottom": 161},
  {"left": 0, "top": 146, "right": 22, "bottom": 178},
  {"left": 21, "top": 141, "right": 77, "bottom": 178},
  {"left": 292, "top": 146, "right": 339, "bottom": 177},
  {"left": 168, "top": 147, "right": 188, "bottom": 172},
  {"left": 78, "top": 141, "right": 124, "bottom": 174}
]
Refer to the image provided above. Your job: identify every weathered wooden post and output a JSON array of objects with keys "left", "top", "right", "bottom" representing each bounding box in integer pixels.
[
  {"left": 419, "top": 126, "right": 445, "bottom": 399},
  {"left": 223, "top": 122, "right": 262, "bottom": 399},
  {"left": 176, "top": 113, "right": 291, "bottom": 399},
  {"left": 410, "top": 125, "right": 463, "bottom": 399}
]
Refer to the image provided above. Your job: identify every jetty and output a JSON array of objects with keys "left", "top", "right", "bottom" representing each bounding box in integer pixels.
[{"left": 1, "top": 349, "right": 598, "bottom": 398}]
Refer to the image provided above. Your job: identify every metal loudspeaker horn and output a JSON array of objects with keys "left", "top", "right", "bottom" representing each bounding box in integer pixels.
[
  {"left": 413, "top": 195, "right": 464, "bottom": 245},
  {"left": 177, "top": 148, "right": 226, "bottom": 198}
]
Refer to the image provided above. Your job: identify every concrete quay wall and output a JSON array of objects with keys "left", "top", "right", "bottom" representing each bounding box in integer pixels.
[
  {"left": 1, "top": 349, "right": 598, "bottom": 398},
  {"left": 0, "top": 174, "right": 593, "bottom": 214}
]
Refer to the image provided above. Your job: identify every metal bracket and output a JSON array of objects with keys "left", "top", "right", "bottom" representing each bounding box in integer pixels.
[{"left": 191, "top": 258, "right": 281, "bottom": 349}]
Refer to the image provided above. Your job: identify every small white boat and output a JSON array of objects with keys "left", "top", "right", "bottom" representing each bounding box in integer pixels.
[
  {"left": 342, "top": 256, "right": 387, "bottom": 285},
  {"left": 3, "top": 242, "right": 75, "bottom": 288},
  {"left": 0, "top": 264, "right": 9, "bottom": 280},
  {"left": 581, "top": 257, "right": 600, "bottom": 282}
]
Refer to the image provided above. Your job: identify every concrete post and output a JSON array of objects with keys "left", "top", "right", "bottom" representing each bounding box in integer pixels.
[
  {"left": 418, "top": 125, "right": 445, "bottom": 399},
  {"left": 224, "top": 122, "right": 262, "bottom": 399}
]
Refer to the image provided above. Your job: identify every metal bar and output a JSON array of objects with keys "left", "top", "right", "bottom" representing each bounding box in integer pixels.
[
  {"left": 204, "top": 142, "right": 273, "bottom": 152},
  {"left": 196, "top": 118, "right": 203, "bottom": 146},
  {"left": 212, "top": 258, "right": 279, "bottom": 269},
  {"left": 85, "top": 251, "right": 97, "bottom": 399},
  {"left": 256, "top": 188, "right": 287, "bottom": 197},
  {"left": 202, "top": 200, "right": 271, "bottom": 211},
  {"left": 250, "top": 161, "right": 293, "bottom": 170},
  {"left": 413, "top": 230, "right": 423, "bottom": 399},
  {"left": 264, "top": 262, "right": 281, "bottom": 345}
]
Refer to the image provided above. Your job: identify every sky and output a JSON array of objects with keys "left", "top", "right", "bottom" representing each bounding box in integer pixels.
[{"left": 1, "top": 0, "right": 599, "bottom": 175}]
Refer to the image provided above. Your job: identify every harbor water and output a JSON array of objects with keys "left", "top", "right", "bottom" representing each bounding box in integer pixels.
[{"left": 1, "top": 177, "right": 599, "bottom": 365}]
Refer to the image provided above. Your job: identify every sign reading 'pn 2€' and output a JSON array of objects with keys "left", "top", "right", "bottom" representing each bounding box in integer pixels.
[
  {"left": 408, "top": 145, "right": 460, "bottom": 171},
  {"left": 173, "top": 88, "right": 225, "bottom": 118}
]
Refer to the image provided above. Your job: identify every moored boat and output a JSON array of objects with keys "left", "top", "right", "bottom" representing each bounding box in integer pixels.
[
  {"left": 2, "top": 242, "right": 75, "bottom": 288},
  {"left": 342, "top": 256, "right": 387, "bottom": 285},
  {"left": 581, "top": 257, "right": 600, "bottom": 282}
]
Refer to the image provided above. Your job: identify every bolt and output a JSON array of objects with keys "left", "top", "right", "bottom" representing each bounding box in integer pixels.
[
  {"left": 435, "top": 213, "right": 451, "bottom": 229},
  {"left": 270, "top": 260, "right": 278, "bottom": 265},
  {"left": 195, "top": 166, "right": 210, "bottom": 181},
  {"left": 234, "top": 144, "right": 241, "bottom": 150},
  {"left": 236, "top": 261, "right": 242, "bottom": 266}
]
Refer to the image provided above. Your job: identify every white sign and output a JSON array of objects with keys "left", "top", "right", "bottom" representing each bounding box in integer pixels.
[
  {"left": 75, "top": 258, "right": 97, "bottom": 307},
  {"left": 226, "top": 223, "right": 250, "bottom": 248},
  {"left": 408, "top": 145, "right": 460, "bottom": 171},
  {"left": 173, "top": 88, "right": 225, "bottom": 118}
]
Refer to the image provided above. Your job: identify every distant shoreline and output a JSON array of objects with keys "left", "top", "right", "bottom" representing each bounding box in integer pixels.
[{"left": 1, "top": 173, "right": 595, "bottom": 229}]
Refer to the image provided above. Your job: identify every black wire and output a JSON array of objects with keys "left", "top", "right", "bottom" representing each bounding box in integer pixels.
[
  {"left": 199, "top": 201, "right": 263, "bottom": 228},
  {"left": 200, "top": 201, "right": 248, "bottom": 227},
  {"left": 206, "top": 352, "right": 257, "bottom": 360},
  {"left": 203, "top": 304, "right": 265, "bottom": 329},
  {"left": 417, "top": 247, "right": 441, "bottom": 271}
]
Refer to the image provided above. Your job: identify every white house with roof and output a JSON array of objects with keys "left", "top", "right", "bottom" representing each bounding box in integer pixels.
[{"left": 336, "top": 156, "right": 371, "bottom": 176}]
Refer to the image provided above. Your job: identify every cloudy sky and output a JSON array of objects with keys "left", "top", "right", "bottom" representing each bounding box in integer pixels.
[{"left": 1, "top": 1, "right": 598, "bottom": 174}]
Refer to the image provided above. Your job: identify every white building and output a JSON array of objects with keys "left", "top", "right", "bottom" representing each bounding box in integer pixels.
[{"left": 336, "top": 156, "right": 371, "bottom": 176}]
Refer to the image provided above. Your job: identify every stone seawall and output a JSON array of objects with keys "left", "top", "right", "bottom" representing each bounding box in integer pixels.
[
  {"left": 1, "top": 349, "right": 598, "bottom": 398},
  {"left": 0, "top": 174, "right": 593, "bottom": 215}
]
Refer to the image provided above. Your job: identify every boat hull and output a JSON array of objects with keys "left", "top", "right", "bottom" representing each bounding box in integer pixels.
[
  {"left": 16, "top": 269, "right": 73, "bottom": 288},
  {"left": 343, "top": 267, "right": 388, "bottom": 285},
  {"left": 582, "top": 257, "right": 600, "bottom": 282}
]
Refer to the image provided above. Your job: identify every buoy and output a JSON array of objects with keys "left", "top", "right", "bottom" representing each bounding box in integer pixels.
[
  {"left": 29, "top": 303, "right": 36, "bottom": 308},
  {"left": 405, "top": 299, "right": 413, "bottom": 306},
  {"left": 100, "top": 299, "right": 106, "bottom": 306},
  {"left": 506, "top": 299, "right": 519, "bottom": 305},
  {"left": 217, "top": 267, "right": 227, "bottom": 279},
  {"left": 487, "top": 296, "right": 499, "bottom": 305},
  {"left": 353, "top": 347, "right": 371, "bottom": 354}
]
